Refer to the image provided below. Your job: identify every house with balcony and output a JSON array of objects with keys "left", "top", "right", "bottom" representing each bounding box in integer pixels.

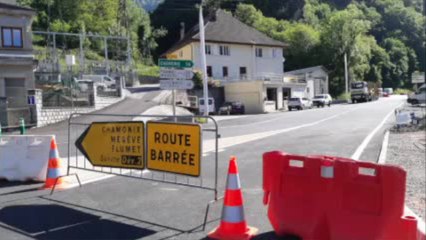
[
  {"left": 284, "top": 66, "right": 329, "bottom": 100},
  {"left": 163, "top": 9, "right": 287, "bottom": 113},
  {"left": 0, "top": 1, "right": 35, "bottom": 127}
]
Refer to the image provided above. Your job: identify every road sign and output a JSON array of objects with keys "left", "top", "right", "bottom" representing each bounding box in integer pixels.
[
  {"left": 160, "top": 80, "right": 194, "bottom": 90},
  {"left": 75, "top": 122, "right": 145, "bottom": 169},
  {"left": 146, "top": 122, "right": 201, "bottom": 177},
  {"left": 159, "top": 59, "right": 194, "bottom": 68},
  {"left": 160, "top": 69, "right": 194, "bottom": 79},
  {"left": 412, "top": 72, "right": 425, "bottom": 84}
]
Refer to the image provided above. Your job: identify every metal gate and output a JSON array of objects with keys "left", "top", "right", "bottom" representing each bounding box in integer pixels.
[{"left": 60, "top": 112, "right": 221, "bottom": 229}]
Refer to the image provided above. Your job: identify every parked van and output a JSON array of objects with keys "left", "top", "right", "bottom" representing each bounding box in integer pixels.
[
  {"left": 408, "top": 84, "right": 426, "bottom": 105},
  {"left": 82, "top": 75, "right": 116, "bottom": 91},
  {"left": 199, "top": 97, "right": 215, "bottom": 114}
]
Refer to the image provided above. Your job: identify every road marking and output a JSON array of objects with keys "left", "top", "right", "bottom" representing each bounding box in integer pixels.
[
  {"left": 378, "top": 131, "right": 390, "bottom": 164},
  {"left": 351, "top": 102, "right": 403, "bottom": 160},
  {"left": 203, "top": 108, "right": 358, "bottom": 153},
  {"left": 221, "top": 105, "right": 349, "bottom": 129}
]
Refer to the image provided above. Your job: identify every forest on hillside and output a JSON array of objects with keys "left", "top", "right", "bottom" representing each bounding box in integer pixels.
[
  {"left": 152, "top": 0, "right": 425, "bottom": 95},
  {"left": 17, "top": 0, "right": 425, "bottom": 95}
]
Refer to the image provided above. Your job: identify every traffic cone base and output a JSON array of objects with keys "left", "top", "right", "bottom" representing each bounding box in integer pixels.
[
  {"left": 208, "top": 224, "right": 258, "bottom": 240},
  {"left": 208, "top": 156, "right": 258, "bottom": 240}
]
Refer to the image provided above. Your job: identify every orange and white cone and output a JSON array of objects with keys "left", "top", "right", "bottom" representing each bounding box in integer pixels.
[
  {"left": 208, "top": 156, "right": 258, "bottom": 240},
  {"left": 42, "top": 136, "right": 64, "bottom": 189}
]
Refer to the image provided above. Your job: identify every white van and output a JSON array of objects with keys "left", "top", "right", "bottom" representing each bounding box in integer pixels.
[
  {"left": 82, "top": 75, "right": 116, "bottom": 91},
  {"left": 408, "top": 84, "right": 426, "bottom": 104},
  {"left": 198, "top": 97, "right": 215, "bottom": 114}
]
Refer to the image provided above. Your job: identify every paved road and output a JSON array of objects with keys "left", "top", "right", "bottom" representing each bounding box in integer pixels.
[{"left": 0, "top": 96, "right": 406, "bottom": 239}]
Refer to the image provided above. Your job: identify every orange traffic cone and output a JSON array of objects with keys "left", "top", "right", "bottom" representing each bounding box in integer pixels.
[
  {"left": 43, "top": 137, "right": 64, "bottom": 189},
  {"left": 208, "top": 156, "right": 258, "bottom": 240}
]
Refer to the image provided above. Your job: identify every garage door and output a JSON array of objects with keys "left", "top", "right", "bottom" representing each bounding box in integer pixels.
[{"left": 226, "top": 92, "right": 261, "bottom": 114}]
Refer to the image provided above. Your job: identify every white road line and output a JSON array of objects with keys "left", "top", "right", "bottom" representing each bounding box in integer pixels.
[
  {"left": 378, "top": 131, "right": 390, "bottom": 164},
  {"left": 221, "top": 105, "right": 349, "bottom": 129},
  {"left": 351, "top": 102, "right": 403, "bottom": 160},
  {"left": 203, "top": 108, "right": 358, "bottom": 153}
]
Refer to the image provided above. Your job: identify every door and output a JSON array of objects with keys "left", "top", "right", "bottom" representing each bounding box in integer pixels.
[
  {"left": 266, "top": 88, "right": 278, "bottom": 110},
  {"left": 5, "top": 78, "right": 27, "bottom": 108}
]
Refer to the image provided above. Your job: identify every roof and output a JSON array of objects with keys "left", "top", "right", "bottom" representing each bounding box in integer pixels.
[
  {"left": 285, "top": 66, "right": 329, "bottom": 75},
  {"left": 163, "top": 9, "right": 287, "bottom": 56},
  {"left": 0, "top": 2, "right": 35, "bottom": 12}
]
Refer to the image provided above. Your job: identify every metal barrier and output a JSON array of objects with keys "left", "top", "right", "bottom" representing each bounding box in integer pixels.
[{"left": 60, "top": 112, "right": 220, "bottom": 229}]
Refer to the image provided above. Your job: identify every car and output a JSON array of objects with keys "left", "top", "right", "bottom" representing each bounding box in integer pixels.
[
  {"left": 407, "top": 84, "right": 426, "bottom": 105},
  {"left": 218, "top": 101, "right": 245, "bottom": 115},
  {"left": 288, "top": 97, "right": 312, "bottom": 111},
  {"left": 312, "top": 94, "right": 332, "bottom": 107},
  {"left": 382, "top": 92, "right": 389, "bottom": 97}
]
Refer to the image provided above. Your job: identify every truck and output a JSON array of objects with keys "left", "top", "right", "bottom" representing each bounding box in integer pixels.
[{"left": 351, "top": 81, "right": 374, "bottom": 103}]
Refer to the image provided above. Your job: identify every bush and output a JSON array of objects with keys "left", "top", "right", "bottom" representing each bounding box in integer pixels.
[
  {"left": 394, "top": 88, "right": 412, "bottom": 95},
  {"left": 336, "top": 92, "right": 350, "bottom": 101}
]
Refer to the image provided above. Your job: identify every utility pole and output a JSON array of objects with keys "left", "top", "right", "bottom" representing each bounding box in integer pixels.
[
  {"left": 199, "top": 1, "right": 209, "bottom": 116},
  {"left": 344, "top": 52, "right": 349, "bottom": 94}
]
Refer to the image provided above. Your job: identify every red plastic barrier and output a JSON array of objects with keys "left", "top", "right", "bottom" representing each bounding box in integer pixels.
[{"left": 263, "top": 151, "right": 423, "bottom": 240}]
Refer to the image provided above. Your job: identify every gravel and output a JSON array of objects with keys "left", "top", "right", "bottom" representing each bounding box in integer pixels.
[{"left": 386, "top": 128, "right": 426, "bottom": 220}]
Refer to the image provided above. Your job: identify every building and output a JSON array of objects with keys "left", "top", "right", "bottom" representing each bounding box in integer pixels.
[
  {"left": 0, "top": 1, "right": 36, "bottom": 127},
  {"left": 163, "top": 10, "right": 287, "bottom": 113},
  {"left": 283, "top": 66, "right": 329, "bottom": 100}
]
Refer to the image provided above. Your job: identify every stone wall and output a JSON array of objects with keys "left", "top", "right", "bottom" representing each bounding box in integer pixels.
[
  {"left": 36, "top": 96, "right": 123, "bottom": 127},
  {"left": 31, "top": 79, "right": 125, "bottom": 127}
]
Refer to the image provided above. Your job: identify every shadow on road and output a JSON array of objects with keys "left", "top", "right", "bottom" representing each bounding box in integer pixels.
[{"left": 0, "top": 204, "right": 156, "bottom": 239}]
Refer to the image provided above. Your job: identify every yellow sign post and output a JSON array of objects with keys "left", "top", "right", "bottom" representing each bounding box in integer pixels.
[
  {"left": 146, "top": 122, "right": 201, "bottom": 177},
  {"left": 75, "top": 122, "right": 145, "bottom": 169}
]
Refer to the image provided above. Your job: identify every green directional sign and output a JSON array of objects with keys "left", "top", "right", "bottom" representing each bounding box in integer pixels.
[{"left": 159, "top": 59, "right": 194, "bottom": 69}]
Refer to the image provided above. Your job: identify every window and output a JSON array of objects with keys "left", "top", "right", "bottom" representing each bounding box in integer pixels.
[
  {"left": 207, "top": 66, "right": 212, "bottom": 77},
  {"left": 205, "top": 45, "right": 212, "bottom": 55},
  {"left": 219, "top": 45, "right": 230, "bottom": 56},
  {"left": 179, "top": 50, "right": 183, "bottom": 57},
  {"left": 1, "top": 27, "right": 23, "bottom": 48},
  {"left": 255, "top": 48, "right": 263, "bottom": 57},
  {"left": 272, "top": 48, "right": 278, "bottom": 58},
  {"left": 223, "top": 66, "right": 228, "bottom": 77}
]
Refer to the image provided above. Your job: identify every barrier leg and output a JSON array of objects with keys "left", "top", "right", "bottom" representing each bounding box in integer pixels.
[
  {"left": 50, "top": 173, "right": 82, "bottom": 195},
  {"left": 202, "top": 196, "right": 223, "bottom": 231}
]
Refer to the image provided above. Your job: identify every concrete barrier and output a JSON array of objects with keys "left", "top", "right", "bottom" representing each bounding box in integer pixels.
[{"left": 0, "top": 135, "right": 53, "bottom": 181}]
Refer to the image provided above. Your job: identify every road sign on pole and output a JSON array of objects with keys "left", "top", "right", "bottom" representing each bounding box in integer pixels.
[
  {"left": 412, "top": 72, "right": 425, "bottom": 84},
  {"left": 75, "top": 122, "right": 145, "bottom": 169},
  {"left": 160, "top": 69, "right": 194, "bottom": 79},
  {"left": 159, "top": 59, "right": 194, "bottom": 68},
  {"left": 160, "top": 80, "right": 194, "bottom": 90},
  {"left": 146, "top": 122, "right": 201, "bottom": 177}
]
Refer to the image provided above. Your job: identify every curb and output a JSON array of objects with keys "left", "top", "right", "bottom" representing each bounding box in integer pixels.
[{"left": 377, "top": 129, "right": 426, "bottom": 235}]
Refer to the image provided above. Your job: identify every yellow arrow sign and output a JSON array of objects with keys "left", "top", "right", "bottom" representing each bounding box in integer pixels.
[
  {"left": 146, "top": 122, "right": 201, "bottom": 177},
  {"left": 75, "top": 122, "right": 145, "bottom": 169}
]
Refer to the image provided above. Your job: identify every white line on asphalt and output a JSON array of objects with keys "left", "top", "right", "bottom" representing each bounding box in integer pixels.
[
  {"left": 203, "top": 108, "right": 358, "bottom": 153},
  {"left": 378, "top": 131, "right": 390, "bottom": 164},
  {"left": 351, "top": 102, "right": 403, "bottom": 160},
  {"left": 221, "top": 105, "right": 349, "bottom": 129}
]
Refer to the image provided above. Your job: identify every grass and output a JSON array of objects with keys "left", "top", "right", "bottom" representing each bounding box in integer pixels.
[
  {"left": 135, "top": 63, "right": 159, "bottom": 77},
  {"left": 394, "top": 88, "right": 413, "bottom": 95}
]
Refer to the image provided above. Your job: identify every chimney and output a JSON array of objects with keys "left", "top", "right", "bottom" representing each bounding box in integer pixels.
[{"left": 180, "top": 22, "right": 185, "bottom": 40}]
